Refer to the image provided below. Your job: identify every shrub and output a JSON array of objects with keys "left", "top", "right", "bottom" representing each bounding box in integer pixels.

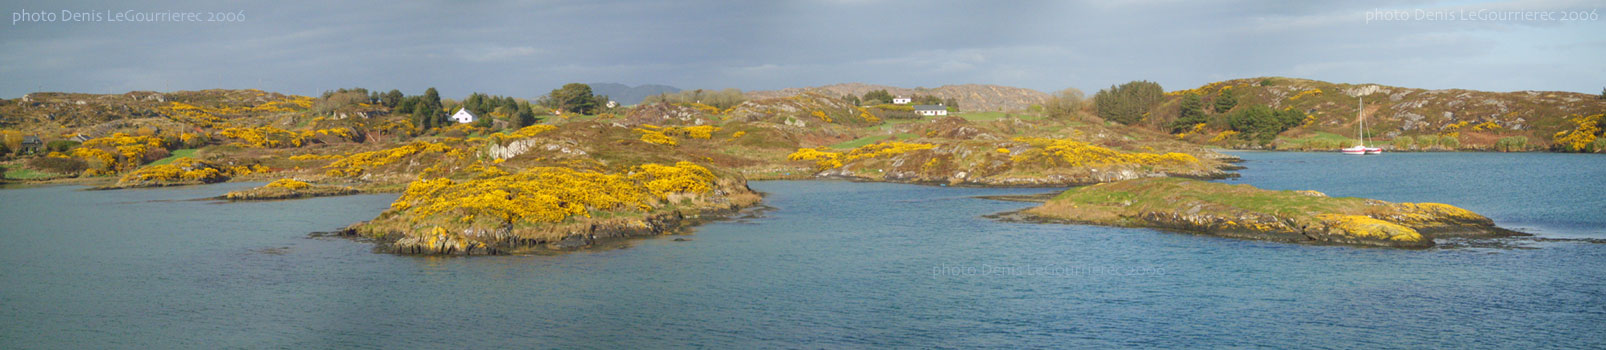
[
  {"left": 1494, "top": 136, "right": 1528, "bottom": 152},
  {"left": 1415, "top": 135, "right": 1439, "bottom": 149},
  {"left": 1439, "top": 135, "right": 1460, "bottom": 149},
  {"left": 45, "top": 140, "right": 79, "bottom": 152},
  {"left": 142, "top": 148, "right": 171, "bottom": 163},
  {"left": 1392, "top": 136, "right": 1417, "bottom": 150},
  {"left": 26, "top": 156, "right": 87, "bottom": 174}
]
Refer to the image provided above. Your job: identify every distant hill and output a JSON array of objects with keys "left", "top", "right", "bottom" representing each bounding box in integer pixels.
[
  {"left": 746, "top": 83, "right": 1051, "bottom": 112},
  {"left": 1142, "top": 77, "right": 1606, "bottom": 151},
  {"left": 587, "top": 83, "right": 681, "bottom": 105}
]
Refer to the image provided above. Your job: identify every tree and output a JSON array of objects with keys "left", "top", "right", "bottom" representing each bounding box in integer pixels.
[
  {"left": 464, "top": 93, "right": 487, "bottom": 116},
  {"left": 842, "top": 94, "right": 861, "bottom": 106},
  {"left": 862, "top": 89, "right": 893, "bottom": 105},
  {"left": 414, "top": 87, "right": 444, "bottom": 131},
  {"left": 515, "top": 102, "right": 538, "bottom": 128},
  {"left": 546, "top": 83, "right": 599, "bottom": 115},
  {"left": 382, "top": 89, "right": 404, "bottom": 107},
  {"left": 1044, "top": 88, "right": 1086, "bottom": 120},
  {"left": 1169, "top": 93, "right": 1208, "bottom": 133},
  {"left": 1225, "top": 104, "right": 1303, "bottom": 143},
  {"left": 1092, "top": 80, "right": 1165, "bottom": 125},
  {"left": 1599, "top": 87, "right": 1605, "bottom": 100},
  {"left": 943, "top": 98, "right": 960, "bottom": 110},
  {"left": 395, "top": 96, "right": 417, "bottom": 114},
  {"left": 913, "top": 95, "right": 944, "bottom": 105},
  {"left": 1214, "top": 89, "right": 1237, "bottom": 113}
]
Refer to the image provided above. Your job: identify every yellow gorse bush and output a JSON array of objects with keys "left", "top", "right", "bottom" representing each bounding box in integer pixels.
[
  {"left": 787, "top": 141, "right": 935, "bottom": 170},
  {"left": 635, "top": 127, "right": 679, "bottom": 146},
  {"left": 841, "top": 141, "right": 935, "bottom": 162},
  {"left": 812, "top": 110, "right": 833, "bottom": 123},
  {"left": 787, "top": 148, "right": 843, "bottom": 170},
  {"left": 71, "top": 133, "right": 170, "bottom": 173},
  {"left": 1316, "top": 214, "right": 1424, "bottom": 242},
  {"left": 1471, "top": 121, "right": 1502, "bottom": 132},
  {"left": 1209, "top": 130, "right": 1240, "bottom": 143},
  {"left": 386, "top": 162, "right": 720, "bottom": 225},
  {"left": 1287, "top": 89, "right": 1323, "bottom": 101},
  {"left": 116, "top": 157, "right": 237, "bottom": 184},
  {"left": 488, "top": 124, "right": 557, "bottom": 145},
  {"left": 325, "top": 141, "right": 453, "bottom": 177},
  {"left": 264, "top": 178, "right": 312, "bottom": 190},
  {"left": 630, "top": 161, "right": 718, "bottom": 198},
  {"left": 1553, "top": 114, "right": 1602, "bottom": 152},
  {"left": 391, "top": 168, "right": 642, "bottom": 224},
  {"left": 1010, "top": 137, "right": 1198, "bottom": 168},
  {"left": 220, "top": 126, "right": 311, "bottom": 148}
]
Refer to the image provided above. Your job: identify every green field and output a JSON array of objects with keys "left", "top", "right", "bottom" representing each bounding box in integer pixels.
[
  {"left": 828, "top": 133, "right": 919, "bottom": 149},
  {"left": 3, "top": 165, "right": 65, "bottom": 180},
  {"left": 148, "top": 149, "right": 199, "bottom": 165}
]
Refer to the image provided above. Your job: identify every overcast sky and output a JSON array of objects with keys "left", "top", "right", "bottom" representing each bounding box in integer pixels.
[{"left": 2, "top": 0, "right": 1602, "bottom": 99}]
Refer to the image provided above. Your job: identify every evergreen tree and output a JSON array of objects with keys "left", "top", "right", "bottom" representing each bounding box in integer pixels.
[
  {"left": 1169, "top": 93, "right": 1208, "bottom": 133},
  {"left": 1213, "top": 89, "right": 1237, "bottom": 113},
  {"left": 515, "top": 102, "right": 538, "bottom": 128},
  {"left": 382, "top": 89, "right": 404, "bottom": 107},
  {"left": 862, "top": 90, "right": 893, "bottom": 105},
  {"left": 1092, "top": 80, "right": 1164, "bottom": 125}
]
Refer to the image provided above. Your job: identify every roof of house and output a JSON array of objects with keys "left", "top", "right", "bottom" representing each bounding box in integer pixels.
[
  {"left": 913, "top": 105, "right": 945, "bottom": 111},
  {"left": 21, "top": 136, "right": 42, "bottom": 144},
  {"left": 453, "top": 108, "right": 475, "bottom": 116}
]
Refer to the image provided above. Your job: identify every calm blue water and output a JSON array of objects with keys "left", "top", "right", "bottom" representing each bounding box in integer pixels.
[{"left": 1, "top": 152, "right": 1603, "bottom": 349}]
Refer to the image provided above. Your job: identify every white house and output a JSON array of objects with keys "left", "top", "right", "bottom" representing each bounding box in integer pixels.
[
  {"left": 606, "top": 100, "right": 619, "bottom": 108},
  {"left": 914, "top": 104, "right": 948, "bottom": 116},
  {"left": 892, "top": 96, "right": 912, "bottom": 104},
  {"left": 450, "top": 108, "right": 476, "bottom": 124}
]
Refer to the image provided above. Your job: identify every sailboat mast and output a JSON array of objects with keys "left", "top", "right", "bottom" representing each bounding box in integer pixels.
[{"left": 1358, "top": 97, "right": 1365, "bottom": 147}]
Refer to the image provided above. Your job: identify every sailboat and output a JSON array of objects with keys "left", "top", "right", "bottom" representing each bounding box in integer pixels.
[{"left": 1341, "top": 98, "right": 1383, "bottom": 155}]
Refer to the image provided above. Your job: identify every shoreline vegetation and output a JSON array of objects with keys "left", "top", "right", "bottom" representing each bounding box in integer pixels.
[{"left": 0, "top": 79, "right": 1587, "bottom": 254}]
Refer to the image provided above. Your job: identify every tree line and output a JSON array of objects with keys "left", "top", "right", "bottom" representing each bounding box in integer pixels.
[{"left": 642, "top": 88, "right": 747, "bottom": 109}]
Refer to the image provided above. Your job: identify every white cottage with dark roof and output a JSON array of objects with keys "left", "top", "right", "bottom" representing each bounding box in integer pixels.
[{"left": 450, "top": 108, "right": 476, "bottom": 124}]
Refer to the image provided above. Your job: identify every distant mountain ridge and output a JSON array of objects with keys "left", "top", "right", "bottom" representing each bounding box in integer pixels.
[
  {"left": 746, "top": 83, "right": 1051, "bottom": 112},
  {"left": 587, "top": 83, "right": 681, "bottom": 105}
]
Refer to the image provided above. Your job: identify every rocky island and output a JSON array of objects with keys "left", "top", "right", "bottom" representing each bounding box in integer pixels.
[{"left": 996, "top": 177, "right": 1524, "bottom": 248}]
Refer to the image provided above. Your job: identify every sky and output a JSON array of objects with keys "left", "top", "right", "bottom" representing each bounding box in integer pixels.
[{"left": 1, "top": 0, "right": 1603, "bottom": 99}]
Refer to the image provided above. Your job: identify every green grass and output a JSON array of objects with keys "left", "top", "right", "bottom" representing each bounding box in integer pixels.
[
  {"left": 3, "top": 166, "right": 64, "bottom": 180},
  {"left": 829, "top": 135, "right": 891, "bottom": 149},
  {"left": 828, "top": 133, "right": 923, "bottom": 149},
  {"left": 1054, "top": 177, "right": 1366, "bottom": 217},
  {"left": 148, "top": 149, "right": 198, "bottom": 165}
]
